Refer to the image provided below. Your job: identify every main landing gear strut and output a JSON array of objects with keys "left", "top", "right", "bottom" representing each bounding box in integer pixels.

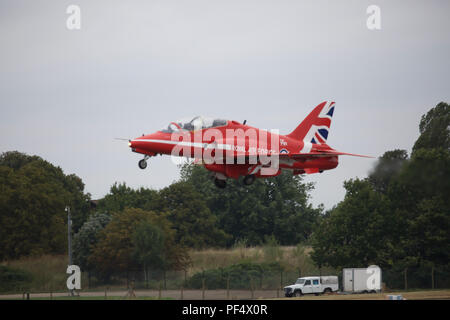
[
  {"left": 213, "top": 174, "right": 256, "bottom": 189},
  {"left": 214, "top": 178, "right": 227, "bottom": 189},
  {"left": 243, "top": 174, "right": 256, "bottom": 186}
]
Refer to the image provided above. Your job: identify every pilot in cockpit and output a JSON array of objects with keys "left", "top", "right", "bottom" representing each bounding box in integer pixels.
[{"left": 161, "top": 116, "right": 227, "bottom": 133}]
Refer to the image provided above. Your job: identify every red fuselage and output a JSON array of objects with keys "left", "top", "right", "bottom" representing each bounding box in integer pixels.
[{"left": 129, "top": 119, "right": 338, "bottom": 179}]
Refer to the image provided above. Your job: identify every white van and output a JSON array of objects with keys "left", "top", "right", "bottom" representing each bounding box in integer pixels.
[{"left": 284, "top": 276, "right": 339, "bottom": 297}]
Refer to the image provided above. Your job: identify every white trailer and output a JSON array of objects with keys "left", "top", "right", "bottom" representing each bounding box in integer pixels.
[{"left": 342, "top": 267, "right": 382, "bottom": 293}]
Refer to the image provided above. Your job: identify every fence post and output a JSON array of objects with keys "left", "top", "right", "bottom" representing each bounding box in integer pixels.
[
  {"left": 260, "top": 273, "right": 263, "bottom": 290},
  {"left": 227, "top": 275, "right": 230, "bottom": 300},
  {"left": 164, "top": 270, "right": 167, "bottom": 290},
  {"left": 431, "top": 266, "right": 435, "bottom": 289},
  {"left": 404, "top": 268, "right": 408, "bottom": 291},
  {"left": 180, "top": 285, "right": 184, "bottom": 300},
  {"left": 280, "top": 271, "right": 283, "bottom": 290},
  {"left": 202, "top": 278, "right": 205, "bottom": 300}
]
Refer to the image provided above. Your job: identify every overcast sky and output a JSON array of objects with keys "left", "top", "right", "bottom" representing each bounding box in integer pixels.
[{"left": 1, "top": 0, "right": 449, "bottom": 209}]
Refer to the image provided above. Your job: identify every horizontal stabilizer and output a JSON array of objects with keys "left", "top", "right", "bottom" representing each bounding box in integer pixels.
[
  {"left": 280, "top": 150, "right": 374, "bottom": 159},
  {"left": 328, "top": 151, "right": 373, "bottom": 158}
]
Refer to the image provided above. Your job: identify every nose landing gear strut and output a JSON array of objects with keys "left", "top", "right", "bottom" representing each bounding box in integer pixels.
[{"left": 138, "top": 155, "right": 150, "bottom": 169}]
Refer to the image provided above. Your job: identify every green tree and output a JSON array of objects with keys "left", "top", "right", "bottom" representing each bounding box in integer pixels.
[
  {"left": 388, "top": 148, "right": 450, "bottom": 268},
  {"left": 368, "top": 149, "right": 408, "bottom": 194},
  {"left": 384, "top": 104, "right": 449, "bottom": 269},
  {"left": 157, "top": 181, "right": 230, "bottom": 248},
  {"left": 89, "top": 208, "right": 188, "bottom": 281},
  {"left": 73, "top": 212, "right": 112, "bottom": 276},
  {"left": 132, "top": 221, "right": 166, "bottom": 287},
  {"left": 0, "top": 151, "right": 41, "bottom": 170},
  {"left": 311, "top": 179, "right": 392, "bottom": 269},
  {"left": 412, "top": 102, "right": 450, "bottom": 154},
  {"left": 96, "top": 182, "right": 159, "bottom": 213},
  {"left": 0, "top": 151, "right": 91, "bottom": 260}
]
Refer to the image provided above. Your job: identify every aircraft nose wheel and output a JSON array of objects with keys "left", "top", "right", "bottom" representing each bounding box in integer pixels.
[
  {"left": 138, "top": 159, "right": 148, "bottom": 170},
  {"left": 243, "top": 174, "right": 256, "bottom": 186}
]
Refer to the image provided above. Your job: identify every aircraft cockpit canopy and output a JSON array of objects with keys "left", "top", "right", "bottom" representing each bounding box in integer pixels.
[{"left": 161, "top": 116, "right": 227, "bottom": 133}]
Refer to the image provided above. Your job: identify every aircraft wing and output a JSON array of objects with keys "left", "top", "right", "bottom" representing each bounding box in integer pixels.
[{"left": 194, "top": 139, "right": 374, "bottom": 163}]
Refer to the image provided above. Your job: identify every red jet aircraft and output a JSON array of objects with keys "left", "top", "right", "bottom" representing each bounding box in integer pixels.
[{"left": 128, "top": 101, "right": 371, "bottom": 188}]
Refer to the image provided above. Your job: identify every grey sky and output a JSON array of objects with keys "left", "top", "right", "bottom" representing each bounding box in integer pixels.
[{"left": 1, "top": 0, "right": 449, "bottom": 209}]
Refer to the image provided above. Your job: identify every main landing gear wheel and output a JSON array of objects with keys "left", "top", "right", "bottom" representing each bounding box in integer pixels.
[
  {"left": 138, "top": 159, "right": 148, "bottom": 170},
  {"left": 243, "top": 174, "right": 256, "bottom": 186},
  {"left": 214, "top": 178, "right": 227, "bottom": 189}
]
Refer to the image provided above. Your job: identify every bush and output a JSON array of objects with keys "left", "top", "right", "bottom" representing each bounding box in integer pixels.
[
  {"left": 0, "top": 265, "right": 33, "bottom": 292},
  {"left": 185, "top": 262, "right": 283, "bottom": 289}
]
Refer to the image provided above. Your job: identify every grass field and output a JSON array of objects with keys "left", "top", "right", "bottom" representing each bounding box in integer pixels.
[
  {"left": 0, "top": 245, "right": 338, "bottom": 293},
  {"left": 188, "top": 245, "right": 335, "bottom": 274}
]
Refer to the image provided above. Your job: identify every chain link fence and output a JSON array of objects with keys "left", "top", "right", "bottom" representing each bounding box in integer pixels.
[
  {"left": 84, "top": 265, "right": 450, "bottom": 293},
  {"left": 2, "top": 264, "right": 449, "bottom": 297}
]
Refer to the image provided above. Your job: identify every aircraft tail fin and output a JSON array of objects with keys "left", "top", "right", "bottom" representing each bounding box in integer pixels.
[{"left": 287, "top": 101, "right": 335, "bottom": 144}]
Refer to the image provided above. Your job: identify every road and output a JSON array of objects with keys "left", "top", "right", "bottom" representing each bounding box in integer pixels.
[{"left": 1, "top": 289, "right": 449, "bottom": 300}]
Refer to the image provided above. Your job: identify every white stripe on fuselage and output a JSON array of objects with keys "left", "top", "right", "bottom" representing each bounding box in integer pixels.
[{"left": 133, "top": 139, "right": 277, "bottom": 154}]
